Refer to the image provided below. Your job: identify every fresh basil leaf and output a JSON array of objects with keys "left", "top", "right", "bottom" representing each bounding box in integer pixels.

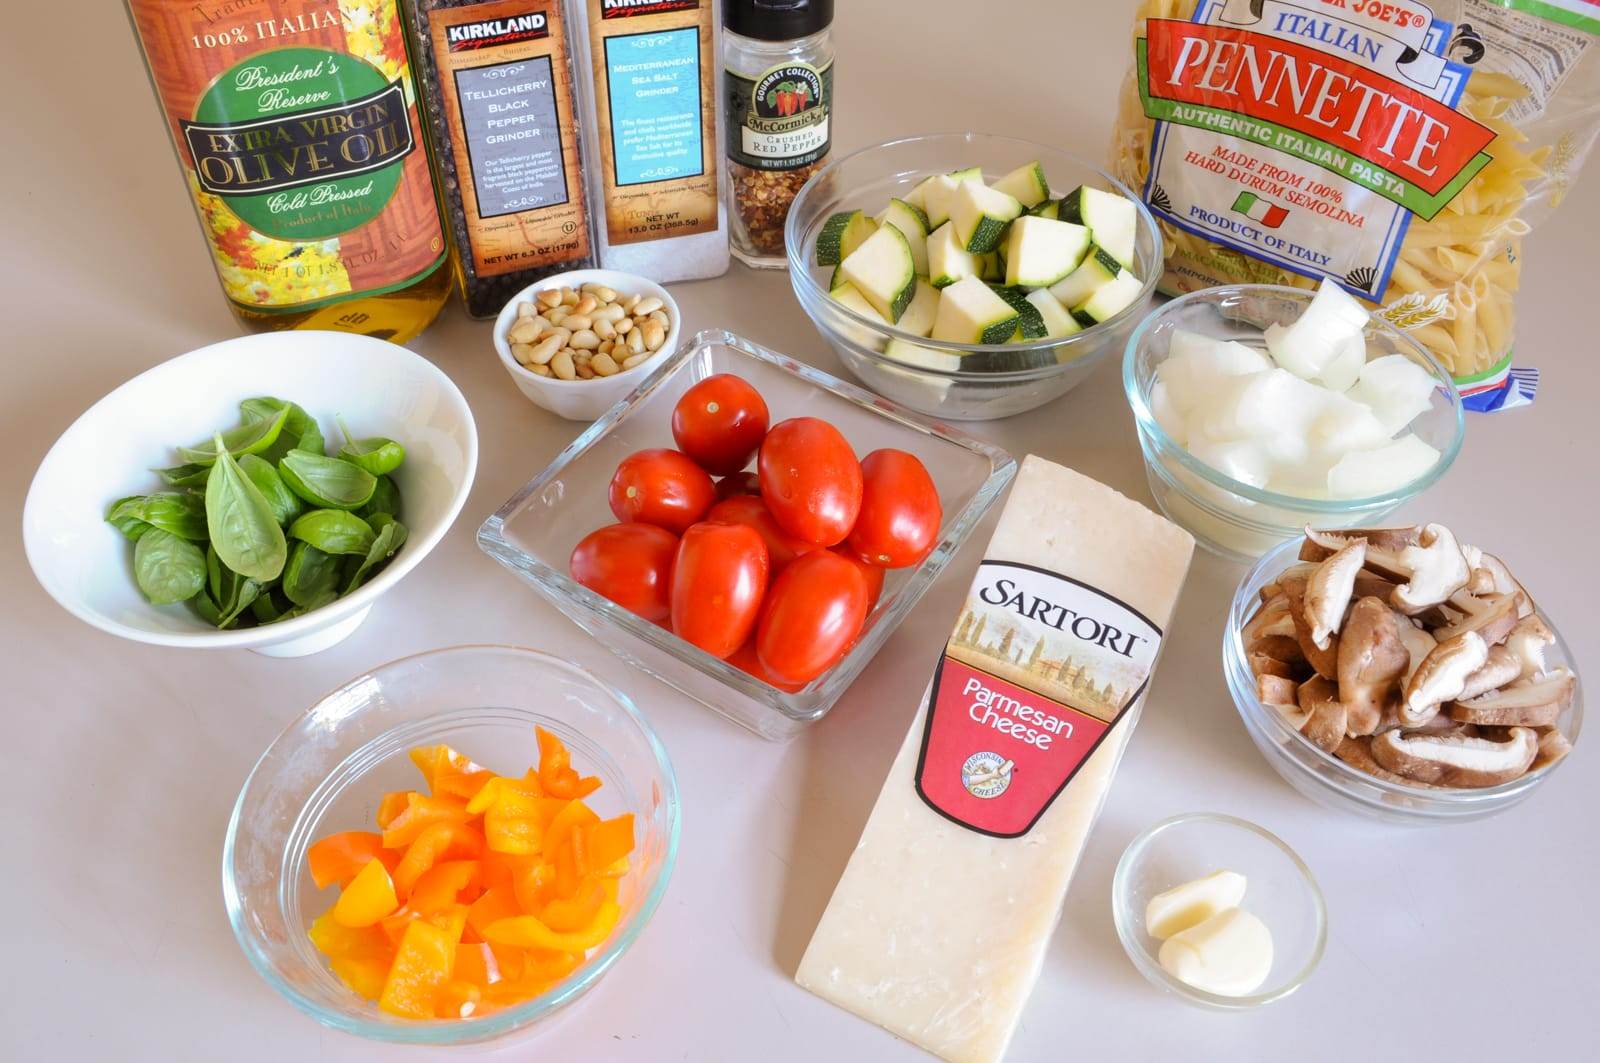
[
  {"left": 178, "top": 404, "right": 290, "bottom": 466},
  {"left": 245, "top": 397, "right": 326, "bottom": 461},
  {"left": 335, "top": 416, "right": 405, "bottom": 476},
  {"left": 237, "top": 454, "right": 302, "bottom": 526},
  {"left": 153, "top": 462, "right": 211, "bottom": 487},
  {"left": 283, "top": 542, "right": 341, "bottom": 606},
  {"left": 278, "top": 450, "right": 376, "bottom": 510},
  {"left": 358, "top": 474, "right": 401, "bottom": 521},
  {"left": 132, "top": 527, "right": 206, "bottom": 605},
  {"left": 344, "top": 518, "right": 407, "bottom": 593},
  {"left": 288, "top": 508, "right": 376, "bottom": 556},
  {"left": 206, "top": 433, "right": 288, "bottom": 581},
  {"left": 190, "top": 587, "right": 224, "bottom": 626},
  {"left": 105, "top": 493, "right": 209, "bottom": 542},
  {"left": 250, "top": 589, "right": 290, "bottom": 624}
]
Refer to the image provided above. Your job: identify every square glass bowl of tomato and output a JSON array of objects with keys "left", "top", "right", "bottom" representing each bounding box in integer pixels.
[{"left": 478, "top": 330, "right": 1016, "bottom": 740}]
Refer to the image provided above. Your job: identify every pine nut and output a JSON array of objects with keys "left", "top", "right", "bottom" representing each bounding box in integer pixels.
[
  {"left": 528, "top": 333, "right": 562, "bottom": 365},
  {"left": 560, "top": 286, "right": 579, "bottom": 305},
  {"left": 627, "top": 328, "right": 645, "bottom": 355},
  {"left": 516, "top": 301, "right": 538, "bottom": 319},
  {"left": 551, "top": 349, "right": 576, "bottom": 380},
  {"left": 574, "top": 293, "right": 598, "bottom": 315},
  {"left": 537, "top": 288, "right": 562, "bottom": 309},
  {"left": 561, "top": 313, "right": 593, "bottom": 331},
  {"left": 530, "top": 362, "right": 552, "bottom": 377},
  {"left": 615, "top": 316, "right": 634, "bottom": 334},
  {"left": 648, "top": 309, "right": 668, "bottom": 327},
  {"left": 642, "top": 321, "right": 665, "bottom": 351},
  {"left": 584, "top": 283, "right": 617, "bottom": 302},
  {"left": 633, "top": 296, "right": 663, "bottom": 316},
  {"left": 595, "top": 318, "right": 616, "bottom": 340},
  {"left": 546, "top": 306, "right": 569, "bottom": 326},
  {"left": 575, "top": 362, "right": 595, "bottom": 379},
  {"left": 507, "top": 317, "right": 542, "bottom": 344},
  {"left": 570, "top": 329, "right": 601, "bottom": 350},
  {"left": 622, "top": 352, "right": 649, "bottom": 369},
  {"left": 592, "top": 352, "right": 620, "bottom": 376},
  {"left": 596, "top": 303, "right": 626, "bottom": 323},
  {"left": 510, "top": 342, "right": 536, "bottom": 365},
  {"left": 620, "top": 293, "right": 640, "bottom": 312}
]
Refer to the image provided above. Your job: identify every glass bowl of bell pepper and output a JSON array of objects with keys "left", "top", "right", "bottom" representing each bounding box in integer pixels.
[{"left": 223, "top": 645, "right": 680, "bottom": 1044}]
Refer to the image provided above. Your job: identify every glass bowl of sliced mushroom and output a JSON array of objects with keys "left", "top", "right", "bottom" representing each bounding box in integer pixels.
[{"left": 1225, "top": 523, "right": 1582, "bottom": 824}]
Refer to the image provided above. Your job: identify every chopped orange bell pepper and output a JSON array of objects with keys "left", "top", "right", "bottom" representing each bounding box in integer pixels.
[
  {"left": 436, "top": 979, "right": 483, "bottom": 1019},
  {"left": 333, "top": 857, "right": 400, "bottom": 928},
  {"left": 541, "top": 876, "right": 607, "bottom": 932},
  {"left": 408, "top": 860, "right": 482, "bottom": 916},
  {"left": 306, "top": 728, "right": 634, "bottom": 1021},
  {"left": 466, "top": 886, "right": 523, "bottom": 941},
  {"left": 381, "top": 793, "right": 470, "bottom": 849},
  {"left": 393, "top": 821, "right": 485, "bottom": 900},
  {"left": 308, "top": 831, "right": 398, "bottom": 890},
  {"left": 585, "top": 815, "right": 636, "bottom": 872},
  {"left": 378, "top": 919, "right": 455, "bottom": 1020},
  {"left": 484, "top": 901, "right": 622, "bottom": 952}
]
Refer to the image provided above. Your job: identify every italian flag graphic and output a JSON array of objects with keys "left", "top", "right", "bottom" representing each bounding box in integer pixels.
[{"left": 1232, "top": 191, "right": 1288, "bottom": 228}]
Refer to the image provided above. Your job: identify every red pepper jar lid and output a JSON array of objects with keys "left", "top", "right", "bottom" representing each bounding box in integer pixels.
[{"left": 724, "top": 0, "right": 833, "bottom": 41}]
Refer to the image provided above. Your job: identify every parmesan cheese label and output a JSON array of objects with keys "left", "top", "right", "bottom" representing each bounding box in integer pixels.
[{"left": 915, "top": 560, "right": 1164, "bottom": 838}]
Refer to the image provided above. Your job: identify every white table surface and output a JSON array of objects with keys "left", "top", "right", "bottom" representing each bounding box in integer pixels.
[{"left": 5, "top": 2, "right": 1597, "bottom": 1060}]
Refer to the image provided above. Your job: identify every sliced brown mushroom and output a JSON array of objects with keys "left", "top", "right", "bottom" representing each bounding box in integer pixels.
[
  {"left": 1306, "top": 541, "right": 1366, "bottom": 650},
  {"left": 1249, "top": 652, "right": 1301, "bottom": 681},
  {"left": 1244, "top": 596, "right": 1294, "bottom": 645},
  {"left": 1261, "top": 562, "right": 1317, "bottom": 602},
  {"left": 1532, "top": 727, "right": 1573, "bottom": 772},
  {"left": 1336, "top": 597, "right": 1408, "bottom": 736},
  {"left": 1433, "top": 592, "right": 1522, "bottom": 646},
  {"left": 1300, "top": 525, "right": 1420, "bottom": 562},
  {"left": 1504, "top": 614, "right": 1555, "bottom": 681},
  {"left": 1448, "top": 669, "right": 1576, "bottom": 728},
  {"left": 1258, "top": 673, "right": 1309, "bottom": 728},
  {"left": 1460, "top": 546, "right": 1535, "bottom": 617},
  {"left": 1391, "top": 523, "right": 1471, "bottom": 614},
  {"left": 1456, "top": 644, "right": 1522, "bottom": 702},
  {"left": 1393, "top": 613, "right": 1438, "bottom": 690},
  {"left": 1401, "top": 630, "right": 1488, "bottom": 728},
  {"left": 1296, "top": 675, "right": 1347, "bottom": 753},
  {"left": 1285, "top": 582, "right": 1339, "bottom": 680},
  {"left": 1333, "top": 736, "right": 1444, "bottom": 788},
  {"left": 1370, "top": 726, "right": 1538, "bottom": 788}
]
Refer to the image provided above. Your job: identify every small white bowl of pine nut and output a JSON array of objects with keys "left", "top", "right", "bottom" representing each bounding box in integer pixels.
[{"left": 494, "top": 269, "right": 682, "bottom": 421}]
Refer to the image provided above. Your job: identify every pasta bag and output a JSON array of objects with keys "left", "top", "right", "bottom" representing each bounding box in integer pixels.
[{"left": 1111, "top": 0, "right": 1600, "bottom": 405}]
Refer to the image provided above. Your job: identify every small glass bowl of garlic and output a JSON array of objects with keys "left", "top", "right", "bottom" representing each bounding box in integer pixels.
[
  {"left": 1123, "top": 282, "right": 1465, "bottom": 562},
  {"left": 1112, "top": 812, "right": 1327, "bottom": 1010}
]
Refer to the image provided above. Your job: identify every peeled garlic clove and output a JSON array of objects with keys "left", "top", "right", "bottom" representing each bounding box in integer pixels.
[
  {"left": 1145, "top": 870, "right": 1248, "bottom": 940},
  {"left": 1158, "top": 907, "right": 1274, "bottom": 996}
]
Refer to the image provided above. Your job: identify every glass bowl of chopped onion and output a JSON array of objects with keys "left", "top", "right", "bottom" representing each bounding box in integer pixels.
[{"left": 1123, "top": 284, "right": 1465, "bottom": 563}]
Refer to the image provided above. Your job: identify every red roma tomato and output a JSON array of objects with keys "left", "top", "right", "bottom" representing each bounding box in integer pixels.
[
  {"left": 706, "top": 495, "right": 820, "bottom": 573},
  {"left": 727, "top": 639, "right": 804, "bottom": 693},
  {"left": 756, "top": 551, "right": 870, "bottom": 685},
  {"left": 608, "top": 449, "right": 716, "bottom": 535},
  {"left": 714, "top": 471, "right": 762, "bottom": 500},
  {"left": 670, "top": 522, "right": 770, "bottom": 658},
  {"left": 569, "top": 523, "right": 678, "bottom": 621},
  {"left": 846, "top": 449, "right": 943, "bottom": 568},
  {"left": 757, "top": 418, "right": 862, "bottom": 547},
  {"left": 830, "top": 547, "right": 885, "bottom": 607},
  {"left": 671, "top": 374, "right": 770, "bottom": 475}
]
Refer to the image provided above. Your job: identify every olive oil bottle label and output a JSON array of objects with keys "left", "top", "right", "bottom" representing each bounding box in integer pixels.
[
  {"left": 584, "top": 0, "right": 719, "bottom": 245},
  {"left": 421, "top": 0, "right": 591, "bottom": 278},
  {"left": 129, "top": 0, "right": 447, "bottom": 313}
]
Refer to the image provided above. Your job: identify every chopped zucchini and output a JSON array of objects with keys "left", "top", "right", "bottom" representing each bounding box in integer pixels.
[
  {"left": 877, "top": 198, "right": 931, "bottom": 276},
  {"left": 1003, "top": 215, "right": 1091, "bottom": 288},
  {"left": 894, "top": 279, "right": 941, "bottom": 338},
  {"left": 950, "top": 181, "right": 1024, "bottom": 254},
  {"left": 827, "top": 281, "right": 889, "bottom": 352},
  {"left": 884, "top": 338, "right": 962, "bottom": 372},
  {"left": 1059, "top": 185, "right": 1138, "bottom": 269},
  {"left": 904, "top": 175, "right": 936, "bottom": 211},
  {"left": 1070, "top": 269, "right": 1144, "bottom": 327},
  {"left": 815, "top": 210, "right": 878, "bottom": 268},
  {"left": 931, "top": 276, "right": 1020, "bottom": 344},
  {"left": 991, "top": 285, "right": 1047, "bottom": 339},
  {"left": 976, "top": 250, "right": 1003, "bottom": 281},
  {"left": 1047, "top": 246, "right": 1122, "bottom": 308},
  {"left": 928, "top": 222, "right": 980, "bottom": 288},
  {"left": 1030, "top": 199, "right": 1062, "bottom": 220},
  {"left": 839, "top": 224, "right": 918, "bottom": 322},
  {"left": 921, "top": 169, "right": 983, "bottom": 228},
  {"left": 1024, "top": 288, "right": 1082, "bottom": 338},
  {"left": 991, "top": 161, "right": 1050, "bottom": 208}
]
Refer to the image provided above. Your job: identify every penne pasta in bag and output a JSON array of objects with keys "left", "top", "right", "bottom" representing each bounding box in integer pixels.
[{"left": 1111, "top": 0, "right": 1600, "bottom": 404}]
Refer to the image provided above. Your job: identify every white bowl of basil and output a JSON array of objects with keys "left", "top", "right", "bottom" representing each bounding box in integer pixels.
[{"left": 22, "top": 331, "right": 478, "bottom": 657}]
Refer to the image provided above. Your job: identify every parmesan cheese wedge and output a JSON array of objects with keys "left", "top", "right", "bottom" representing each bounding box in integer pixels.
[{"left": 796, "top": 456, "right": 1194, "bottom": 1063}]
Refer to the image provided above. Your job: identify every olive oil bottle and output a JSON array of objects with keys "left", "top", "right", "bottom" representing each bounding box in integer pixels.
[{"left": 126, "top": 0, "right": 454, "bottom": 342}]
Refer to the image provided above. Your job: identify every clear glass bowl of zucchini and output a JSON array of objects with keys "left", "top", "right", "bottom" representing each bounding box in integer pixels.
[{"left": 785, "top": 133, "right": 1162, "bottom": 420}]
